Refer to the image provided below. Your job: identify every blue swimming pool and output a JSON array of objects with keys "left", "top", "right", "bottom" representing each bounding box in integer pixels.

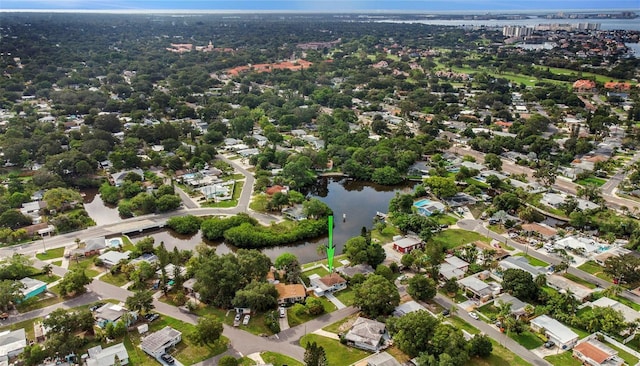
[
  {"left": 597, "top": 245, "right": 610, "bottom": 253},
  {"left": 108, "top": 238, "right": 123, "bottom": 247},
  {"left": 414, "top": 199, "right": 432, "bottom": 207}
]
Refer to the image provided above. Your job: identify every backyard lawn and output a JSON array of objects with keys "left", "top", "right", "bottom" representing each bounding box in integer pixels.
[
  {"left": 544, "top": 351, "right": 582, "bottom": 366},
  {"left": 99, "top": 272, "right": 130, "bottom": 287},
  {"left": 36, "top": 247, "right": 65, "bottom": 260},
  {"left": 371, "top": 225, "right": 401, "bottom": 244},
  {"left": 287, "top": 297, "right": 336, "bottom": 327},
  {"left": 429, "top": 229, "right": 489, "bottom": 250},
  {"left": 261, "top": 352, "right": 303, "bottom": 366},
  {"left": 68, "top": 257, "right": 102, "bottom": 277},
  {"left": 562, "top": 273, "right": 597, "bottom": 289},
  {"left": 334, "top": 288, "right": 356, "bottom": 307},
  {"left": 299, "top": 334, "right": 369, "bottom": 365},
  {"left": 606, "top": 341, "right": 639, "bottom": 365}
]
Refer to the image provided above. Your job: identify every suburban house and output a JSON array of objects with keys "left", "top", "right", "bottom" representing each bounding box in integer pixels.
[
  {"left": 530, "top": 315, "right": 579, "bottom": 350},
  {"left": 365, "top": 352, "right": 402, "bottom": 366},
  {"left": 98, "top": 250, "right": 132, "bottom": 269},
  {"left": 590, "top": 297, "right": 640, "bottom": 328},
  {"left": 556, "top": 236, "right": 600, "bottom": 256},
  {"left": 593, "top": 247, "right": 631, "bottom": 266},
  {"left": 19, "top": 277, "right": 47, "bottom": 301},
  {"left": 182, "top": 278, "right": 199, "bottom": 299},
  {"left": 546, "top": 274, "right": 594, "bottom": 301},
  {"left": 344, "top": 317, "right": 389, "bottom": 352},
  {"left": 94, "top": 304, "right": 138, "bottom": 329},
  {"left": 520, "top": 223, "right": 558, "bottom": 240},
  {"left": 393, "top": 301, "right": 427, "bottom": 317},
  {"left": 282, "top": 205, "right": 307, "bottom": 221},
  {"left": 86, "top": 343, "right": 130, "bottom": 366},
  {"left": 457, "top": 272, "right": 501, "bottom": 303},
  {"left": 497, "top": 256, "right": 546, "bottom": 278},
  {"left": 439, "top": 255, "right": 469, "bottom": 280},
  {"left": 109, "top": 169, "right": 144, "bottom": 187},
  {"left": 0, "top": 329, "right": 26, "bottom": 364},
  {"left": 337, "top": 264, "right": 375, "bottom": 278},
  {"left": 392, "top": 236, "right": 423, "bottom": 254},
  {"left": 275, "top": 283, "right": 307, "bottom": 305},
  {"left": 310, "top": 273, "right": 347, "bottom": 296},
  {"left": 413, "top": 199, "right": 446, "bottom": 216},
  {"left": 157, "top": 264, "right": 187, "bottom": 279},
  {"left": 573, "top": 336, "right": 624, "bottom": 366},
  {"left": 141, "top": 326, "right": 182, "bottom": 358},
  {"left": 493, "top": 293, "right": 531, "bottom": 319},
  {"left": 72, "top": 237, "right": 107, "bottom": 257}
]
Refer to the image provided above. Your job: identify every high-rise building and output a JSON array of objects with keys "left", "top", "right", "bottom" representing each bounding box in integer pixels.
[{"left": 503, "top": 26, "right": 534, "bottom": 38}]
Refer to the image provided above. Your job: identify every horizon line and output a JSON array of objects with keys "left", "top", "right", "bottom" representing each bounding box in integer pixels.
[{"left": 0, "top": 8, "right": 638, "bottom": 15}]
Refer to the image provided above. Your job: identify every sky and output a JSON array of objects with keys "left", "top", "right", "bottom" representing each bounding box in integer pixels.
[{"left": 1, "top": 0, "right": 639, "bottom": 12}]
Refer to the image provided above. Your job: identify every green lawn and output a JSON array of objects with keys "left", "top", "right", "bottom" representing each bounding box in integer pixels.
[
  {"left": 52, "top": 260, "right": 63, "bottom": 266},
  {"left": 194, "top": 306, "right": 274, "bottom": 336},
  {"left": 445, "top": 316, "right": 480, "bottom": 335},
  {"left": 68, "top": 257, "right": 102, "bottom": 277},
  {"left": 261, "top": 352, "right": 304, "bottom": 366},
  {"left": 468, "top": 339, "right": 531, "bottom": 366},
  {"left": 562, "top": 273, "right": 597, "bottom": 289},
  {"left": 334, "top": 288, "right": 356, "bottom": 307},
  {"left": 433, "top": 214, "right": 458, "bottom": 226},
  {"left": 476, "top": 303, "right": 499, "bottom": 322},
  {"left": 99, "top": 272, "right": 130, "bottom": 287},
  {"left": 509, "top": 331, "right": 545, "bottom": 349},
  {"left": 31, "top": 273, "right": 60, "bottom": 284},
  {"left": 578, "top": 261, "right": 612, "bottom": 282},
  {"left": 302, "top": 266, "right": 330, "bottom": 278},
  {"left": 544, "top": 351, "right": 582, "bottom": 366},
  {"left": 287, "top": 297, "right": 337, "bottom": 327},
  {"left": 429, "top": 229, "right": 489, "bottom": 250},
  {"left": 605, "top": 341, "right": 639, "bottom": 365},
  {"left": 488, "top": 224, "right": 507, "bottom": 234},
  {"left": 513, "top": 253, "right": 548, "bottom": 267},
  {"left": 371, "top": 225, "right": 402, "bottom": 244},
  {"left": 301, "top": 255, "right": 347, "bottom": 270},
  {"left": 576, "top": 177, "right": 606, "bottom": 187},
  {"left": 299, "top": 334, "right": 370, "bottom": 365},
  {"left": 16, "top": 294, "right": 63, "bottom": 312},
  {"left": 533, "top": 65, "right": 634, "bottom": 84},
  {"left": 36, "top": 247, "right": 65, "bottom": 260}
]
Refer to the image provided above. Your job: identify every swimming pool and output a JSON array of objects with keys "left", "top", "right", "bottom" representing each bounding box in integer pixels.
[
  {"left": 414, "top": 199, "right": 432, "bottom": 207},
  {"left": 597, "top": 245, "right": 610, "bottom": 253},
  {"left": 108, "top": 238, "right": 123, "bottom": 248}
]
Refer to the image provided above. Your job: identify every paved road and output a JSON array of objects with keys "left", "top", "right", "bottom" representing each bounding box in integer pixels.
[
  {"left": 448, "top": 146, "right": 640, "bottom": 211},
  {"left": 601, "top": 150, "right": 640, "bottom": 196},
  {"left": 457, "top": 219, "right": 640, "bottom": 304},
  {"left": 433, "top": 293, "right": 551, "bottom": 366}
]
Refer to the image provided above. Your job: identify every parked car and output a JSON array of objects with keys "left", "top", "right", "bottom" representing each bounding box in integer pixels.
[
  {"left": 544, "top": 341, "right": 555, "bottom": 349},
  {"left": 441, "top": 309, "right": 450, "bottom": 317},
  {"left": 0, "top": 313, "right": 8, "bottom": 320},
  {"left": 280, "top": 307, "right": 286, "bottom": 318},
  {"left": 145, "top": 313, "right": 160, "bottom": 322},
  {"left": 234, "top": 313, "right": 242, "bottom": 326},
  {"left": 160, "top": 354, "right": 175, "bottom": 364},
  {"left": 89, "top": 303, "right": 105, "bottom": 312},
  {"left": 243, "top": 315, "right": 251, "bottom": 325},
  {"left": 468, "top": 312, "right": 479, "bottom": 320}
]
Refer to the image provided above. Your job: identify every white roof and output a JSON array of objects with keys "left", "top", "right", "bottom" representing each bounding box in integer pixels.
[
  {"left": 444, "top": 256, "right": 469, "bottom": 269},
  {"left": 393, "top": 237, "right": 421, "bottom": 249},
  {"left": 393, "top": 301, "right": 426, "bottom": 317},
  {"left": 530, "top": 315, "right": 578, "bottom": 344},
  {"left": 457, "top": 275, "right": 490, "bottom": 293},
  {"left": 556, "top": 236, "right": 599, "bottom": 254},
  {"left": 86, "top": 343, "right": 128, "bottom": 366},
  {"left": 591, "top": 297, "right": 640, "bottom": 324},
  {"left": 19, "top": 277, "right": 46, "bottom": 296},
  {"left": 0, "top": 329, "right": 26, "bottom": 357},
  {"left": 439, "top": 263, "right": 466, "bottom": 280},
  {"left": 98, "top": 250, "right": 131, "bottom": 265},
  {"left": 141, "top": 326, "right": 181, "bottom": 355}
]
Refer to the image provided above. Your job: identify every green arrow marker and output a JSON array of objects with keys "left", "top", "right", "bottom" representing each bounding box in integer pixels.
[{"left": 327, "top": 215, "right": 335, "bottom": 273}]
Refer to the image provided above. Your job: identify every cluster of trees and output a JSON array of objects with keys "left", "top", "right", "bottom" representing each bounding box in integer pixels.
[
  {"left": 100, "top": 179, "right": 181, "bottom": 218},
  {"left": 387, "top": 310, "right": 493, "bottom": 365}
]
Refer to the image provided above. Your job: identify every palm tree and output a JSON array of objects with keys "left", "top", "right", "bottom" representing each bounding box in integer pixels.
[
  {"left": 602, "top": 284, "right": 623, "bottom": 298},
  {"left": 42, "top": 264, "right": 53, "bottom": 277},
  {"left": 534, "top": 274, "right": 547, "bottom": 287}
]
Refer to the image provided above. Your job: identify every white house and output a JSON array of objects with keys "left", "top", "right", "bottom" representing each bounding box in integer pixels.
[
  {"left": 530, "top": 315, "right": 579, "bottom": 350},
  {"left": 98, "top": 251, "right": 131, "bottom": 269},
  {"left": 310, "top": 273, "right": 347, "bottom": 296},
  {"left": 86, "top": 343, "right": 129, "bottom": 366},
  {"left": 0, "top": 329, "right": 26, "bottom": 364},
  {"left": 590, "top": 297, "right": 640, "bottom": 326},
  {"left": 556, "top": 236, "right": 599, "bottom": 256},
  {"left": 141, "top": 326, "right": 182, "bottom": 358}
]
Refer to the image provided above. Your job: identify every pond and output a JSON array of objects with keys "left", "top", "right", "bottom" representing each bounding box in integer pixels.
[
  {"left": 82, "top": 188, "right": 121, "bottom": 226},
  {"left": 130, "top": 177, "right": 416, "bottom": 263}
]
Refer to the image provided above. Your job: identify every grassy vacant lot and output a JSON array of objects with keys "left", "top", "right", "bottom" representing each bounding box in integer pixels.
[
  {"left": 562, "top": 273, "right": 597, "bottom": 289},
  {"left": 544, "top": 351, "right": 582, "bottom": 366},
  {"left": 577, "top": 261, "right": 612, "bottom": 282},
  {"left": 488, "top": 224, "right": 506, "bottom": 234},
  {"left": 299, "top": 334, "right": 369, "bottom": 365},
  {"left": 476, "top": 303, "right": 499, "bottom": 322},
  {"left": 287, "top": 297, "right": 336, "bottom": 327},
  {"left": 36, "top": 247, "right": 65, "bottom": 260},
  {"left": 434, "top": 214, "right": 458, "bottom": 226},
  {"left": 429, "top": 229, "right": 489, "bottom": 250},
  {"left": 469, "top": 339, "right": 531, "bottom": 366},
  {"left": 302, "top": 266, "right": 330, "bottom": 278},
  {"left": 371, "top": 225, "right": 401, "bottom": 244},
  {"left": 509, "top": 331, "right": 545, "bottom": 350},
  {"left": 323, "top": 313, "right": 360, "bottom": 334},
  {"left": 513, "top": 253, "right": 549, "bottom": 267},
  {"left": 261, "top": 352, "right": 303, "bottom": 366},
  {"left": 445, "top": 316, "right": 480, "bottom": 335},
  {"left": 99, "top": 272, "right": 130, "bottom": 287},
  {"left": 334, "top": 288, "right": 356, "bottom": 307},
  {"left": 576, "top": 177, "right": 606, "bottom": 187},
  {"left": 68, "top": 257, "right": 102, "bottom": 277},
  {"left": 301, "top": 254, "right": 347, "bottom": 270}
]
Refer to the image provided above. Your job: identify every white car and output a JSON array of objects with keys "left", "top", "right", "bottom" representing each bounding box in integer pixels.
[
  {"left": 468, "top": 312, "right": 479, "bottom": 320},
  {"left": 243, "top": 315, "right": 250, "bottom": 325}
]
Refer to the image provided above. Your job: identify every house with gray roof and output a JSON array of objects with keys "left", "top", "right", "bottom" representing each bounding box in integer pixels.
[
  {"left": 86, "top": 343, "right": 129, "bottom": 366},
  {"left": 0, "top": 329, "right": 26, "bottom": 364},
  {"left": 98, "top": 251, "right": 131, "bottom": 268},
  {"left": 530, "top": 315, "right": 579, "bottom": 350},
  {"left": 344, "top": 317, "right": 389, "bottom": 352},
  {"left": 366, "top": 352, "right": 402, "bottom": 366},
  {"left": 393, "top": 301, "right": 427, "bottom": 317},
  {"left": 497, "top": 256, "right": 546, "bottom": 278}
]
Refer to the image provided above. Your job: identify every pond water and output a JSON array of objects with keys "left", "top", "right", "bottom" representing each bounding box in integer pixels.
[
  {"left": 130, "top": 177, "right": 416, "bottom": 263},
  {"left": 82, "top": 188, "right": 121, "bottom": 226}
]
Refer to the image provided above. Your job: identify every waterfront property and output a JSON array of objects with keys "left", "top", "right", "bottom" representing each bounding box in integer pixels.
[
  {"left": 392, "top": 236, "right": 423, "bottom": 254},
  {"left": 413, "top": 199, "right": 445, "bottom": 216},
  {"left": 530, "top": 315, "right": 579, "bottom": 350},
  {"left": 310, "top": 273, "right": 347, "bottom": 296},
  {"left": 98, "top": 250, "right": 132, "bottom": 269},
  {"left": 275, "top": 283, "right": 307, "bottom": 305}
]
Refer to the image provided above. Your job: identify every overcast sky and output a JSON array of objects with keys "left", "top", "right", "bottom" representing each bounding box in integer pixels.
[{"left": 1, "top": 0, "right": 639, "bottom": 11}]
